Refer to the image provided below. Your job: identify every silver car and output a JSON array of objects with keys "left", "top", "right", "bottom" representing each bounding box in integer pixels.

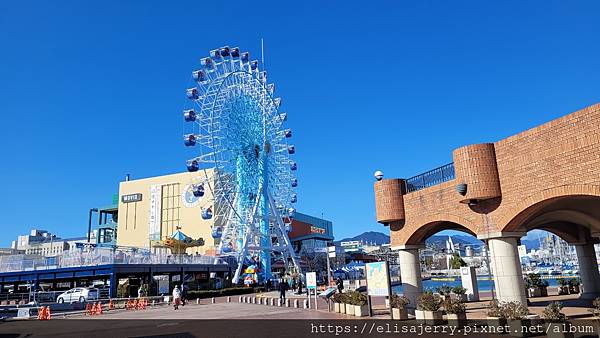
[{"left": 56, "top": 287, "right": 99, "bottom": 303}]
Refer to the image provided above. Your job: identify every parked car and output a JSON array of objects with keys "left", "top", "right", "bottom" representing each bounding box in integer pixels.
[{"left": 56, "top": 287, "right": 99, "bottom": 303}]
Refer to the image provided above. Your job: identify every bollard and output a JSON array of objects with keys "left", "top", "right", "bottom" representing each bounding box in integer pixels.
[
  {"left": 294, "top": 299, "right": 299, "bottom": 308},
  {"left": 269, "top": 298, "right": 274, "bottom": 306},
  {"left": 277, "top": 299, "right": 282, "bottom": 307},
  {"left": 285, "top": 299, "right": 290, "bottom": 307},
  {"left": 152, "top": 300, "right": 156, "bottom": 306},
  {"left": 265, "top": 298, "right": 270, "bottom": 306},
  {"left": 239, "top": 296, "right": 243, "bottom": 303},
  {"left": 211, "top": 297, "right": 215, "bottom": 304},
  {"left": 303, "top": 299, "right": 309, "bottom": 309},
  {"left": 252, "top": 297, "right": 256, "bottom": 304},
  {"left": 227, "top": 296, "right": 231, "bottom": 303}
]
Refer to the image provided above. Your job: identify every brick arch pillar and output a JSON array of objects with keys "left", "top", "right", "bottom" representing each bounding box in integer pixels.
[
  {"left": 574, "top": 241, "right": 600, "bottom": 299},
  {"left": 478, "top": 232, "right": 527, "bottom": 305},
  {"left": 394, "top": 244, "right": 424, "bottom": 314}
]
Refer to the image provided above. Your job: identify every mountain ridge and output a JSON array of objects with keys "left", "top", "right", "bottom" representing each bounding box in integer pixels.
[{"left": 334, "top": 231, "right": 483, "bottom": 246}]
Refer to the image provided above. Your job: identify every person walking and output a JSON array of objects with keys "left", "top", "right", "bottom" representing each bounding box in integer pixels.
[
  {"left": 278, "top": 279, "right": 288, "bottom": 303},
  {"left": 291, "top": 278, "right": 297, "bottom": 293},
  {"left": 266, "top": 279, "right": 272, "bottom": 292},
  {"left": 297, "top": 279, "right": 303, "bottom": 295},
  {"left": 336, "top": 277, "right": 344, "bottom": 293},
  {"left": 181, "top": 284, "right": 188, "bottom": 306},
  {"left": 172, "top": 285, "right": 182, "bottom": 310}
]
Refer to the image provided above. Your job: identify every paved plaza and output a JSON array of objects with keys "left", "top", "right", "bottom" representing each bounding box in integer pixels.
[
  {"left": 92, "top": 297, "right": 345, "bottom": 320},
  {"left": 61, "top": 290, "right": 597, "bottom": 320}
]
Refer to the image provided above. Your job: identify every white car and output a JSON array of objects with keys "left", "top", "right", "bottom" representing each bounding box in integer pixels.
[{"left": 56, "top": 287, "right": 99, "bottom": 303}]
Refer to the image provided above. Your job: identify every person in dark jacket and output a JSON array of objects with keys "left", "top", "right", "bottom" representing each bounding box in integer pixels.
[
  {"left": 181, "top": 284, "right": 188, "bottom": 306},
  {"left": 336, "top": 277, "right": 344, "bottom": 293},
  {"left": 297, "top": 279, "right": 303, "bottom": 295},
  {"left": 278, "top": 279, "right": 289, "bottom": 303}
]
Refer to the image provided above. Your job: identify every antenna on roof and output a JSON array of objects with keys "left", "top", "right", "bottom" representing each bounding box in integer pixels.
[{"left": 260, "top": 38, "right": 265, "bottom": 68}]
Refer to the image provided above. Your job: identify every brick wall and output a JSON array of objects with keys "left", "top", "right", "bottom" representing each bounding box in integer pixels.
[{"left": 383, "top": 103, "right": 600, "bottom": 246}]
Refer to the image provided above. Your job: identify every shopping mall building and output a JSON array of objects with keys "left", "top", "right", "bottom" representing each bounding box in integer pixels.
[
  {"left": 113, "top": 170, "right": 333, "bottom": 256},
  {"left": 115, "top": 170, "right": 218, "bottom": 254}
]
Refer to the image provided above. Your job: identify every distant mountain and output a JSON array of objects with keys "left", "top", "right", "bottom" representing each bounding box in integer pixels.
[
  {"left": 425, "top": 235, "right": 483, "bottom": 246},
  {"left": 426, "top": 234, "right": 482, "bottom": 248},
  {"left": 335, "top": 231, "right": 390, "bottom": 245},
  {"left": 335, "top": 231, "right": 484, "bottom": 247}
]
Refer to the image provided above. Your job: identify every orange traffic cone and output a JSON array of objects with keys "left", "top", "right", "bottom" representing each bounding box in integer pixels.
[
  {"left": 37, "top": 306, "right": 45, "bottom": 320},
  {"left": 96, "top": 302, "right": 103, "bottom": 315},
  {"left": 108, "top": 299, "right": 114, "bottom": 310},
  {"left": 85, "top": 303, "right": 92, "bottom": 316},
  {"left": 46, "top": 306, "right": 51, "bottom": 320}
]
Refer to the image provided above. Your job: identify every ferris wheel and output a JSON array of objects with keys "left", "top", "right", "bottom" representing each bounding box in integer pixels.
[{"left": 182, "top": 46, "right": 300, "bottom": 283}]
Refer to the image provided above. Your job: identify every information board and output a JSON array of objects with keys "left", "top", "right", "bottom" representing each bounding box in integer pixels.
[
  {"left": 366, "top": 261, "right": 390, "bottom": 297},
  {"left": 306, "top": 272, "right": 317, "bottom": 289}
]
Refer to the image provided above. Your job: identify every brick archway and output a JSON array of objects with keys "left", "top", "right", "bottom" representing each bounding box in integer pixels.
[
  {"left": 400, "top": 213, "right": 480, "bottom": 245},
  {"left": 498, "top": 184, "right": 600, "bottom": 233}
]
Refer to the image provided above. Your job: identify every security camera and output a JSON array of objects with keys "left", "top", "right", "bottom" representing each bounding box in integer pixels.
[{"left": 374, "top": 170, "right": 384, "bottom": 181}]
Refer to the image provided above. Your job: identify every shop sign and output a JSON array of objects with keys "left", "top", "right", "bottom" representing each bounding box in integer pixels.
[{"left": 122, "top": 193, "right": 142, "bottom": 203}]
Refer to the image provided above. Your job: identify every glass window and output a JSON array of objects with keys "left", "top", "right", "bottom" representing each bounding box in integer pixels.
[{"left": 161, "top": 183, "right": 181, "bottom": 236}]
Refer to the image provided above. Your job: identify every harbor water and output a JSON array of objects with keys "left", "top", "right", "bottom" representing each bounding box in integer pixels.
[{"left": 391, "top": 275, "right": 575, "bottom": 293}]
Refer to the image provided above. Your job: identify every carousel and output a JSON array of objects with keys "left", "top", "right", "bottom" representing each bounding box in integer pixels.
[{"left": 152, "top": 226, "right": 205, "bottom": 255}]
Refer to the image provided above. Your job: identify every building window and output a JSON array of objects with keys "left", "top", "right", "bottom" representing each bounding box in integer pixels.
[{"left": 161, "top": 183, "right": 181, "bottom": 237}]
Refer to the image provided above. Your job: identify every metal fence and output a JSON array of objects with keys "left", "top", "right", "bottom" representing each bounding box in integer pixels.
[
  {"left": 0, "top": 247, "right": 230, "bottom": 273},
  {"left": 404, "top": 162, "right": 455, "bottom": 193}
]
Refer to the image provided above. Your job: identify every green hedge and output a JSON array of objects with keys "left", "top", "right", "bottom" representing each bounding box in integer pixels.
[{"left": 186, "top": 287, "right": 264, "bottom": 300}]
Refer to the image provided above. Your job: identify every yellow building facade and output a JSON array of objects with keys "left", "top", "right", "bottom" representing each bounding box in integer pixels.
[{"left": 116, "top": 170, "right": 218, "bottom": 254}]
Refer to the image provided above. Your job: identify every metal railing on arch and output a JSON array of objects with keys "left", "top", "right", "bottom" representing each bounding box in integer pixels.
[{"left": 403, "top": 162, "right": 455, "bottom": 193}]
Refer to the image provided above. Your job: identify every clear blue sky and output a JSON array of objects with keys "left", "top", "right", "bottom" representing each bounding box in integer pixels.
[{"left": 1, "top": 1, "right": 599, "bottom": 246}]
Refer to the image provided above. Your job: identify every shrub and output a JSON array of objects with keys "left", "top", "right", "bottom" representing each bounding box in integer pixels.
[
  {"left": 416, "top": 292, "right": 442, "bottom": 312},
  {"left": 487, "top": 299, "right": 504, "bottom": 318},
  {"left": 443, "top": 298, "right": 466, "bottom": 314},
  {"left": 390, "top": 294, "right": 410, "bottom": 309},
  {"left": 347, "top": 291, "right": 367, "bottom": 306},
  {"left": 524, "top": 273, "right": 547, "bottom": 288},
  {"left": 542, "top": 302, "right": 566, "bottom": 323},
  {"left": 332, "top": 292, "right": 348, "bottom": 304},
  {"left": 436, "top": 285, "right": 452, "bottom": 296},
  {"left": 452, "top": 286, "right": 466, "bottom": 295},
  {"left": 568, "top": 278, "right": 580, "bottom": 287},
  {"left": 558, "top": 279, "right": 568, "bottom": 287},
  {"left": 502, "top": 301, "right": 529, "bottom": 320},
  {"left": 589, "top": 297, "right": 600, "bottom": 318}
]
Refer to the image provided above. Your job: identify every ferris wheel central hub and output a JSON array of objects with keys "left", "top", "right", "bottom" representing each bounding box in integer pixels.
[{"left": 181, "top": 45, "right": 301, "bottom": 285}]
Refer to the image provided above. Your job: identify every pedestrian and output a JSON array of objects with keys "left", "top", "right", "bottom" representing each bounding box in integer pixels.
[
  {"left": 291, "top": 278, "right": 297, "bottom": 293},
  {"left": 181, "top": 284, "right": 187, "bottom": 306},
  {"left": 278, "top": 279, "right": 288, "bottom": 303},
  {"left": 172, "top": 285, "right": 182, "bottom": 310},
  {"left": 297, "top": 279, "right": 303, "bottom": 295},
  {"left": 266, "top": 279, "right": 272, "bottom": 292},
  {"left": 336, "top": 277, "right": 344, "bottom": 293}
]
